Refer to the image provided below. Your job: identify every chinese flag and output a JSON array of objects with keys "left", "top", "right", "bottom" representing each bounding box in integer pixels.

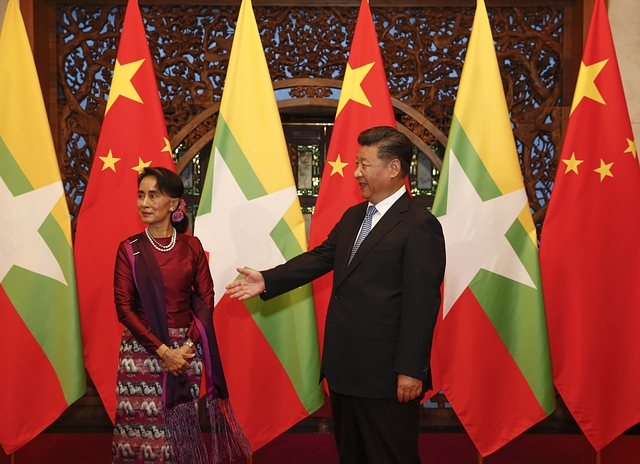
[
  {"left": 74, "top": 0, "right": 175, "bottom": 421},
  {"left": 308, "top": 0, "right": 396, "bottom": 357},
  {"left": 539, "top": 0, "right": 640, "bottom": 451}
]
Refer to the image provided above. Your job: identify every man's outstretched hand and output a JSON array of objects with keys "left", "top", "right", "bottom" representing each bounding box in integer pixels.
[{"left": 225, "top": 267, "right": 266, "bottom": 301}]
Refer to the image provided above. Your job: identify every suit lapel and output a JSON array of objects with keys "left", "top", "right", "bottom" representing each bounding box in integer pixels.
[
  {"left": 334, "top": 202, "right": 367, "bottom": 276},
  {"left": 336, "top": 193, "right": 410, "bottom": 285}
]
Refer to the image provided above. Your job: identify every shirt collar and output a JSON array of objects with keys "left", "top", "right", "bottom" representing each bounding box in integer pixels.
[{"left": 369, "top": 185, "right": 406, "bottom": 217}]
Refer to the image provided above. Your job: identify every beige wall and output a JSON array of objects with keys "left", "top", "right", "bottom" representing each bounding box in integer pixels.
[{"left": 610, "top": 0, "right": 640, "bottom": 142}]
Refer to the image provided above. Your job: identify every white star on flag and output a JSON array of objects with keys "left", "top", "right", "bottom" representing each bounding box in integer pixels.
[
  {"left": 438, "top": 149, "right": 536, "bottom": 318},
  {"left": 0, "top": 176, "right": 67, "bottom": 284},
  {"left": 195, "top": 148, "right": 297, "bottom": 305}
]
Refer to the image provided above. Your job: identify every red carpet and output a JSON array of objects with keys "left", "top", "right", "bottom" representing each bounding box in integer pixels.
[{"left": 1, "top": 433, "right": 638, "bottom": 463}]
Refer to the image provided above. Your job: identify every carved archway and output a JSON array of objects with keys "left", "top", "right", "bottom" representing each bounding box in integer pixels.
[{"left": 171, "top": 77, "right": 446, "bottom": 175}]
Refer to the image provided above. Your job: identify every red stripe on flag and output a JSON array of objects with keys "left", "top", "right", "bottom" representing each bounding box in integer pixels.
[
  {"left": 0, "top": 286, "right": 68, "bottom": 454},
  {"left": 434, "top": 288, "right": 547, "bottom": 456},
  {"left": 214, "top": 294, "right": 309, "bottom": 450}
]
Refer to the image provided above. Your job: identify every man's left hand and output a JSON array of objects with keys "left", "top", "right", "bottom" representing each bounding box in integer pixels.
[{"left": 397, "top": 374, "right": 423, "bottom": 403}]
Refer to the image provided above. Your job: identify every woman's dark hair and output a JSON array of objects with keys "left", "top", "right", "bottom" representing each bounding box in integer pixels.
[
  {"left": 357, "top": 126, "right": 413, "bottom": 177},
  {"left": 138, "top": 167, "right": 189, "bottom": 233}
]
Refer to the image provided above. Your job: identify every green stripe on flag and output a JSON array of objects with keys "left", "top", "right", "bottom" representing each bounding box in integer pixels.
[
  {"left": 244, "top": 285, "right": 324, "bottom": 413},
  {"left": 216, "top": 115, "right": 267, "bottom": 200},
  {"left": 3, "top": 215, "right": 84, "bottom": 404},
  {"left": 0, "top": 136, "right": 33, "bottom": 196},
  {"left": 448, "top": 115, "right": 502, "bottom": 201},
  {"left": 271, "top": 217, "right": 305, "bottom": 261},
  {"left": 40, "top": 213, "right": 79, "bottom": 292},
  {"left": 199, "top": 115, "right": 268, "bottom": 217},
  {"left": 469, "top": 217, "right": 554, "bottom": 412},
  {"left": 433, "top": 115, "right": 503, "bottom": 218}
]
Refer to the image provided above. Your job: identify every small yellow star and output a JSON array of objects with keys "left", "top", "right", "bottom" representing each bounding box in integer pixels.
[
  {"left": 131, "top": 157, "right": 152, "bottom": 174},
  {"left": 624, "top": 138, "right": 637, "bottom": 159},
  {"left": 570, "top": 59, "right": 608, "bottom": 115},
  {"left": 336, "top": 62, "right": 375, "bottom": 117},
  {"left": 328, "top": 154, "right": 349, "bottom": 177},
  {"left": 99, "top": 150, "right": 121, "bottom": 172},
  {"left": 594, "top": 159, "right": 614, "bottom": 182},
  {"left": 562, "top": 153, "right": 584, "bottom": 175},
  {"left": 161, "top": 137, "right": 172, "bottom": 155},
  {"left": 105, "top": 58, "right": 145, "bottom": 115}
]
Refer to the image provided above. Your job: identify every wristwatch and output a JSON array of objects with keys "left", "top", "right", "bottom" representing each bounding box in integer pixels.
[{"left": 183, "top": 340, "right": 194, "bottom": 349}]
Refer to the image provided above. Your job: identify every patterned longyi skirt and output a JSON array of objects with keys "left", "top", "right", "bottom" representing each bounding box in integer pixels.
[{"left": 112, "top": 328, "right": 204, "bottom": 463}]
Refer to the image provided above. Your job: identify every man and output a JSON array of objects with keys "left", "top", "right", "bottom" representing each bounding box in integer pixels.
[{"left": 226, "top": 126, "right": 445, "bottom": 463}]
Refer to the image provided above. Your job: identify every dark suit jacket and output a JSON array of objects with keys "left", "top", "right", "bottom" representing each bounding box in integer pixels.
[{"left": 262, "top": 192, "right": 445, "bottom": 399}]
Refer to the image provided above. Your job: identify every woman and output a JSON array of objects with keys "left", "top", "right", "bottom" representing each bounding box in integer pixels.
[{"left": 112, "top": 167, "right": 251, "bottom": 464}]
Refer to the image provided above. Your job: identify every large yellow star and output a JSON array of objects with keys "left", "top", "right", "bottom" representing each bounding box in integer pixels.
[
  {"left": 328, "top": 154, "right": 349, "bottom": 177},
  {"left": 161, "top": 137, "right": 172, "bottom": 155},
  {"left": 105, "top": 58, "right": 145, "bottom": 114},
  {"left": 99, "top": 150, "right": 121, "bottom": 172},
  {"left": 336, "top": 62, "right": 375, "bottom": 117},
  {"left": 624, "top": 138, "right": 637, "bottom": 159},
  {"left": 570, "top": 59, "right": 608, "bottom": 115},
  {"left": 131, "top": 157, "right": 152, "bottom": 174},
  {"left": 562, "top": 153, "right": 584, "bottom": 175},
  {"left": 594, "top": 159, "right": 614, "bottom": 182}
]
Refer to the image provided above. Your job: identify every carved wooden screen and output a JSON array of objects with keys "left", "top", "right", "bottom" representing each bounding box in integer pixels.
[{"left": 56, "top": 4, "right": 562, "bottom": 235}]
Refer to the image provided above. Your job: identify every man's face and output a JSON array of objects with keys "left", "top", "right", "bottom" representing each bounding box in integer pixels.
[{"left": 353, "top": 145, "right": 397, "bottom": 205}]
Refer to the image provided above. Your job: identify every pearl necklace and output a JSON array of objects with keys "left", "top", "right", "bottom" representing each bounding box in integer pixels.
[{"left": 145, "top": 227, "right": 177, "bottom": 252}]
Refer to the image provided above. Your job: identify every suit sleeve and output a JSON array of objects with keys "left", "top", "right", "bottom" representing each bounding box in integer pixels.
[
  {"left": 261, "top": 218, "right": 340, "bottom": 300},
  {"left": 394, "top": 213, "right": 446, "bottom": 383}
]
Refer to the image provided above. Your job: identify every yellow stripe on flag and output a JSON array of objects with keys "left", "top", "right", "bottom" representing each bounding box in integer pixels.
[
  {"left": 454, "top": 0, "right": 522, "bottom": 196},
  {"left": 220, "top": 0, "right": 293, "bottom": 196},
  {"left": 0, "top": 0, "right": 59, "bottom": 190}
]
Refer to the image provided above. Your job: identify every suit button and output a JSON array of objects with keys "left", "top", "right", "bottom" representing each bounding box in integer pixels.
[{"left": 334, "top": 293, "right": 342, "bottom": 300}]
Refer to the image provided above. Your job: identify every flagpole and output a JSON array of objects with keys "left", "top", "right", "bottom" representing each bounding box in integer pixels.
[
  {"left": 477, "top": 451, "right": 483, "bottom": 464},
  {"left": 596, "top": 449, "right": 601, "bottom": 464},
  {"left": 10, "top": 452, "right": 15, "bottom": 464}
]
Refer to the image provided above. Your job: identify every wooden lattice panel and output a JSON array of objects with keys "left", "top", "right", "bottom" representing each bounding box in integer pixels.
[{"left": 56, "top": 4, "right": 562, "bottom": 233}]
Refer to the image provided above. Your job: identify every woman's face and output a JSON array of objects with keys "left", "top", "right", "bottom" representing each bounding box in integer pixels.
[{"left": 137, "top": 176, "right": 177, "bottom": 227}]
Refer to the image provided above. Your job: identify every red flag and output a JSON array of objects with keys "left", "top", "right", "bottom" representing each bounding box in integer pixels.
[
  {"left": 539, "top": 0, "right": 640, "bottom": 450},
  {"left": 74, "top": 0, "right": 175, "bottom": 421},
  {"left": 308, "top": 0, "right": 396, "bottom": 356}
]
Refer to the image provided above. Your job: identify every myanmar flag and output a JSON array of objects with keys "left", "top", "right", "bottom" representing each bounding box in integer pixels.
[
  {"left": 0, "top": 0, "right": 85, "bottom": 454},
  {"left": 194, "top": 0, "right": 324, "bottom": 450},
  {"left": 540, "top": 0, "right": 640, "bottom": 451},
  {"left": 430, "top": 0, "right": 555, "bottom": 456},
  {"left": 308, "top": 0, "right": 396, "bottom": 358}
]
